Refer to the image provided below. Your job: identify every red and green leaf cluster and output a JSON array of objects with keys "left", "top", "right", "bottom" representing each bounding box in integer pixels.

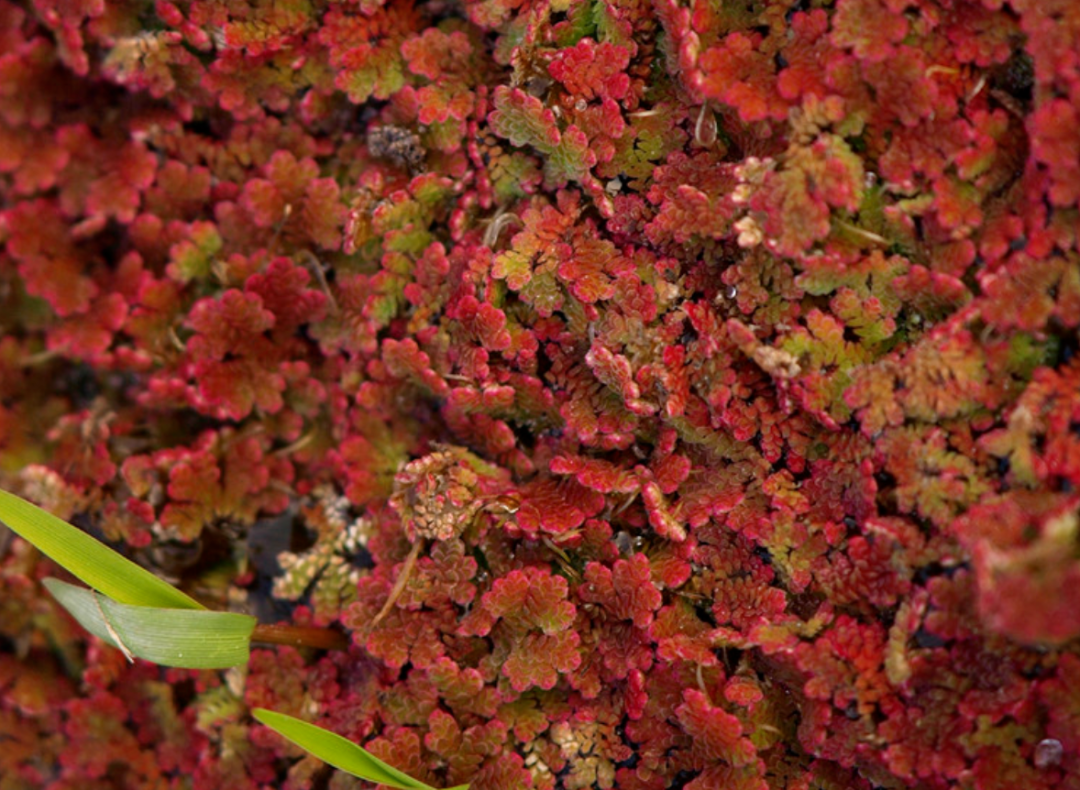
[{"left": 2, "top": 0, "right": 1080, "bottom": 789}]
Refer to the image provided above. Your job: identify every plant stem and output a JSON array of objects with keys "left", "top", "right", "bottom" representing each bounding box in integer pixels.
[
  {"left": 366, "top": 540, "right": 423, "bottom": 634},
  {"left": 251, "top": 623, "right": 350, "bottom": 651}
]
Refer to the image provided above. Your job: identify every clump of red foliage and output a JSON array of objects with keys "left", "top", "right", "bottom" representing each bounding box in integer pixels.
[{"left": 2, "top": 0, "right": 1080, "bottom": 789}]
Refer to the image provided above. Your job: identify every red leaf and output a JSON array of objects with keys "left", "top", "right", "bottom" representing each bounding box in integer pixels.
[
  {"left": 481, "top": 566, "right": 576, "bottom": 635},
  {"left": 503, "top": 630, "right": 581, "bottom": 691},
  {"left": 830, "top": 0, "right": 909, "bottom": 62},
  {"left": 83, "top": 141, "right": 157, "bottom": 223},
  {"left": 580, "top": 553, "right": 663, "bottom": 628},
  {"left": 675, "top": 689, "right": 757, "bottom": 768},
  {"left": 403, "top": 28, "right": 472, "bottom": 80},
  {"left": 192, "top": 357, "right": 286, "bottom": 420},
  {"left": 450, "top": 295, "right": 512, "bottom": 351},
  {"left": 954, "top": 492, "right": 1080, "bottom": 645},
  {"left": 185, "top": 289, "right": 286, "bottom": 419},
  {"left": 1030, "top": 98, "right": 1080, "bottom": 207},
  {"left": 490, "top": 87, "right": 597, "bottom": 187},
  {"left": 319, "top": 1, "right": 416, "bottom": 104},
  {"left": 301, "top": 178, "right": 346, "bottom": 250},
  {"left": 652, "top": 600, "right": 716, "bottom": 665},
  {"left": 245, "top": 257, "right": 328, "bottom": 336},
  {"left": 48, "top": 292, "right": 128, "bottom": 359},
  {"left": 490, "top": 87, "right": 561, "bottom": 150},
  {"left": 515, "top": 478, "right": 604, "bottom": 536},
  {"left": 699, "top": 32, "right": 787, "bottom": 123},
  {"left": 186, "top": 289, "right": 275, "bottom": 360},
  {"left": 557, "top": 236, "right": 625, "bottom": 303},
  {"left": 550, "top": 454, "right": 639, "bottom": 494},
  {"left": 862, "top": 46, "right": 939, "bottom": 128},
  {"left": 548, "top": 38, "right": 632, "bottom": 103},
  {"left": 5, "top": 199, "right": 97, "bottom": 316}
]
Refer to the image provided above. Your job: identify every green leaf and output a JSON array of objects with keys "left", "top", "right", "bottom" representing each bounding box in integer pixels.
[
  {"left": 0, "top": 488, "right": 204, "bottom": 610},
  {"left": 252, "top": 709, "right": 466, "bottom": 790},
  {"left": 42, "top": 578, "right": 255, "bottom": 668}
]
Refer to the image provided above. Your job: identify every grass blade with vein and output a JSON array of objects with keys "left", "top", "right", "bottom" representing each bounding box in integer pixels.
[
  {"left": 252, "top": 708, "right": 461, "bottom": 790},
  {"left": 43, "top": 578, "right": 255, "bottom": 668},
  {"left": 0, "top": 488, "right": 204, "bottom": 610}
]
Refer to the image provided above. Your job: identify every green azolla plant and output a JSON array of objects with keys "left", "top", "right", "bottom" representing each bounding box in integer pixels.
[{"left": 0, "top": 488, "right": 466, "bottom": 790}]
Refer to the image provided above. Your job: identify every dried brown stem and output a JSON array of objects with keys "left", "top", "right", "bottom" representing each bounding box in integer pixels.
[
  {"left": 365, "top": 539, "right": 424, "bottom": 635},
  {"left": 300, "top": 249, "right": 339, "bottom": 313},
  {"left": 251, "top": 623, "right": 350, "bottom": 651}
]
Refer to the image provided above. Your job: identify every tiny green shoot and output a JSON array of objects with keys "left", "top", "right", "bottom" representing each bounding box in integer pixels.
[{"left": 252, "top": 709, "right": 469, "bottom": 790}]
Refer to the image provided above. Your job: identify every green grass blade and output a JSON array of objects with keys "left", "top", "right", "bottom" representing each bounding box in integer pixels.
[
  {"left": 43, "top": 578, "right": 255, "bottom": 668},
  {"left": 0, "top": 488, "right": 203, "bottom": 610},
  {"left": 252, "top": 709, "right": 451, "bottom": 790}
]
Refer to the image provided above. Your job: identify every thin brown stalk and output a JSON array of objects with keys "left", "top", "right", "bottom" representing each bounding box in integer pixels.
[{"left": 251, "top": 623, "right": 350, "bottom": 651}]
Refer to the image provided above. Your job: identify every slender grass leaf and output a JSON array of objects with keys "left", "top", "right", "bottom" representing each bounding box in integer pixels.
[
  {"left": 252, "top": 708, "right": 459, "bottom": 790},
  {"left": 0, "top": 488, "right": 204, "bottom": 610},
  {"left": 43, "top": 578, "right": 255, "bottom": 669}
]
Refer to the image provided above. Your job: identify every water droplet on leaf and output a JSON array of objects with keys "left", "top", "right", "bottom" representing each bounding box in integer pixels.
[{"left": 1035, "top": 739, "right": 1063, "bottom": 769}]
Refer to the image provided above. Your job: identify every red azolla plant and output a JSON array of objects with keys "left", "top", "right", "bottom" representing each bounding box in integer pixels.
[{"left": 2, "top": 0, "right": 1080, "bottom": 789}]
